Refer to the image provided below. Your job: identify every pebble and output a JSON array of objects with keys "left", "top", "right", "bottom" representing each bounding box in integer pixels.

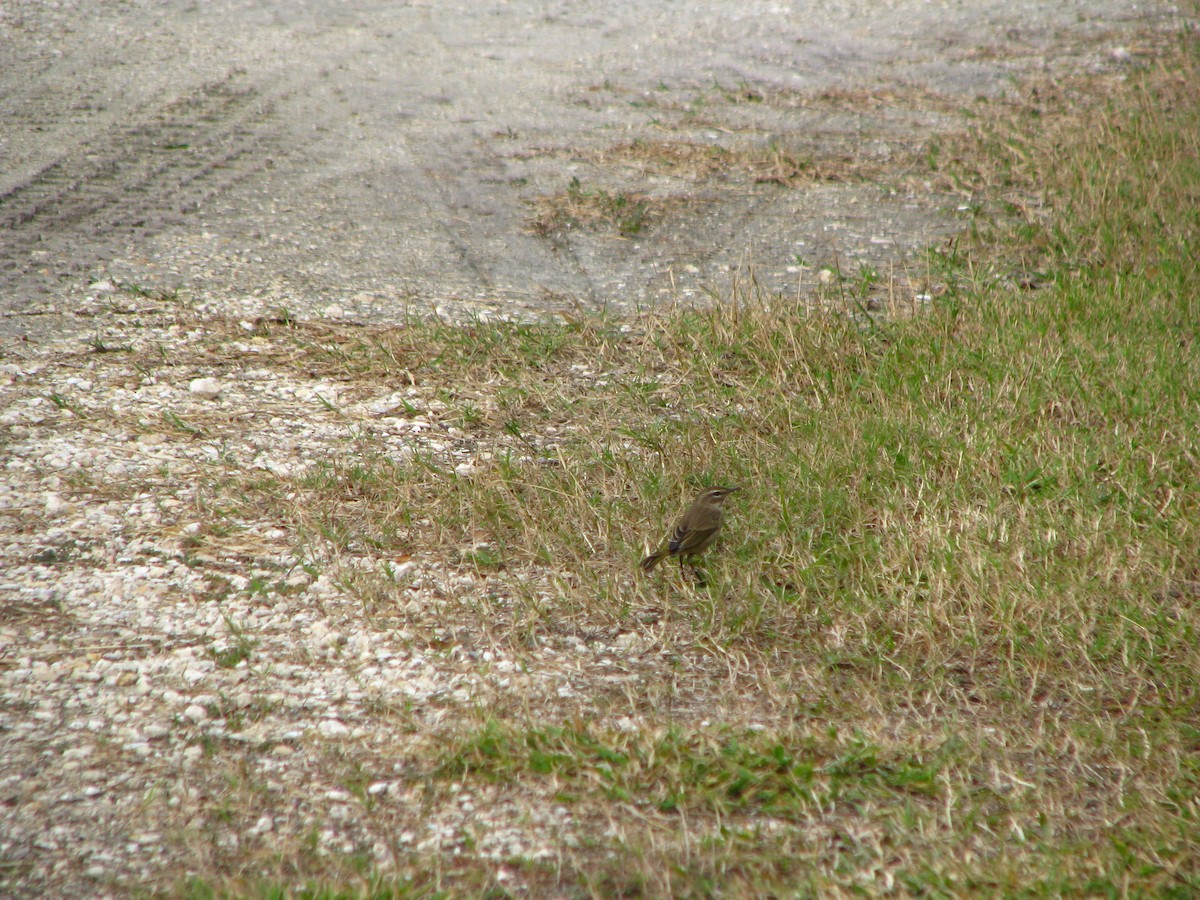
[
  {"left": 318, "top": 719, "right": 350, "bottom": 737},
  {"left": 188, "top": 377, "right": 222, "bottom": 399}
]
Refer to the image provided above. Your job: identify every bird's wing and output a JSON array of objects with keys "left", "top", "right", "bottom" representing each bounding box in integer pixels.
[{"left": 671, "top": 525, "right": 717, "bottom": 555}]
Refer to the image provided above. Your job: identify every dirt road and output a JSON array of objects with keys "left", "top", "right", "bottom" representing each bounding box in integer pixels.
[{"left": 0, "top": 0, "right": 1174, "bottom": 332}]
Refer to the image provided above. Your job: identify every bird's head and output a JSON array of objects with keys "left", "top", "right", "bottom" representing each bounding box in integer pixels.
[{"left": 700, "top": 486, "right": 739, "bottom": 504}]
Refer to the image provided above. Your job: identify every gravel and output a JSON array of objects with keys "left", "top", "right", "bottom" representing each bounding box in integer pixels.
[{"left": 0, "top": 299, "right": 647, "bottom": 895}]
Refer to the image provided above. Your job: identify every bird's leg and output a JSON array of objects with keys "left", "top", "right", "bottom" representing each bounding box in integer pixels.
[{"left": 688, "top": 561, "right": 708, "bottom": 587}]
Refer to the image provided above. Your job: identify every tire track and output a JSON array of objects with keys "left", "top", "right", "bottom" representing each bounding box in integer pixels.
[{"left": 0, "top": 74, "right": 278, "bottom": 300}]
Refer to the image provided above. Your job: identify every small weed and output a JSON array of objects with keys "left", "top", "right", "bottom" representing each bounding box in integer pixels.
[
  {"left": 86, "top": 333, "right": 133, "bottom": 353},
  {"left": 47, "top": 392, "right": 86, "bottom": 417},
  {"left": 340, "top": 762, "right": 378, "bottom": 812},
  {"left": 116, "top": 280, "right": 179, "bottom": 302},
  {"left": 206, "top": 614, "right": 257, "bottom": 668},
  {"left": 162, "top": 409, "right": 202, "bottom": 436}
]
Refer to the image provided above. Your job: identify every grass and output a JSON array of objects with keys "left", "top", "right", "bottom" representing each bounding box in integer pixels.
[
  {"left": 47, "top": 24, "right": 1200, "bottom": 900},
  {"left": 526, "top": 130, "right": 918, "bottom": 238},
  {"left": 528, "top": 175, "right": 663, "bottom": 236}
]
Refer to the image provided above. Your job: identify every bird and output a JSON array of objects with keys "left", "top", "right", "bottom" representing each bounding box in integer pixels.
[{"left": 640, "top": 486, "right": 739, "bottom": 580}]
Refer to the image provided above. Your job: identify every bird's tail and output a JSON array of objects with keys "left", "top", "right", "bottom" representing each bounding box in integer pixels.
[{"left": 640, "top": 551, "right": 666, "bottom": 572}]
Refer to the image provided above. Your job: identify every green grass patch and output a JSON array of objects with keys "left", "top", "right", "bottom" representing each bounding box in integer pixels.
[{"left": 438, "top": 720, "right": 942, "bottom": 816}]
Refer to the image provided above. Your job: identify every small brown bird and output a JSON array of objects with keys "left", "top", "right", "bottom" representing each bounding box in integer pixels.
[{"left": 640, "top": 486, "right": 739, "bottom": 577}]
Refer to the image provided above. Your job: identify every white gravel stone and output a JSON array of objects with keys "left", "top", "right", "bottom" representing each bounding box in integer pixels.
[
  {"left": 251, "top": 815, "right": 275, "bottom": 834},
  {"left": 188, "top": 377, "right": 222, "bottom": 399},
  {"left": 318, "top": 719, "right": 350, "bottom": 738}
]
